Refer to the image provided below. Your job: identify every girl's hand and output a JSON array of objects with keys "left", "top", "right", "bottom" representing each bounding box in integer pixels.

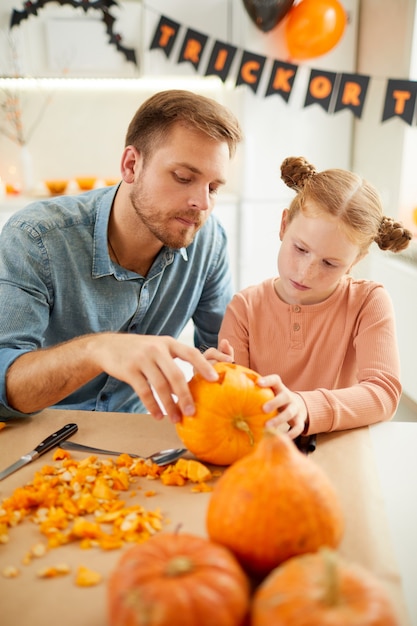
[
  {"left": 257, "top": 374, "right": 308, "bottom": 439},
  {"left": 203, "top": 338, "right": 235, "bottom": 364}
]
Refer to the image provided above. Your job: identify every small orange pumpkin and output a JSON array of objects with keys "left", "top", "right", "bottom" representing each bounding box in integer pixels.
[
  {"left": 251, "top": 549, "right": 399, "bottom": 625},
  {"left": 176, "top": 362, "right": 277, "bottom": 465},
  {"left": 206, "top": 429, "right": 344, "bottom": 577},
  {"left": 107, "top": 532, "right": 251, "bottom": 626}
]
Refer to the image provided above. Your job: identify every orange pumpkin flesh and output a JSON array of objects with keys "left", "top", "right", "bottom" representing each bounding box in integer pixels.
[
  {"left": 251, "top": 549, "right": 399, "bottom": 626},
  {"left": 107, "top": 532, "right": 251, "bottom": 626},
  {"left": 176, "top": 362, "right": 277, "bottom": 465},
  {"left": 206, "top": 430, "right": 344, "bottom": 578}
]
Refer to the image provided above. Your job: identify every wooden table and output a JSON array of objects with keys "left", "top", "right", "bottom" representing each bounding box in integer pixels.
[{"left": 0, "top": 409, "right": 411, "bottom": 626}]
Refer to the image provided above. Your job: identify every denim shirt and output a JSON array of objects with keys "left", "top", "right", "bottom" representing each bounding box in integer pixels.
[{"left": 0, "top": 186, "right": 233, "bottom": 418}]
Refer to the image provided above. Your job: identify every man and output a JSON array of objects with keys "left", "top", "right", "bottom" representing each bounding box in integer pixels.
[{"left": 0, "top": 90, "right": 242, "bottom": 422}]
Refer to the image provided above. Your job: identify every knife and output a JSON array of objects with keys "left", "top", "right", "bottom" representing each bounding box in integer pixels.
[{"left": 0, "top": 423, "right": 78, "bottom": 481}]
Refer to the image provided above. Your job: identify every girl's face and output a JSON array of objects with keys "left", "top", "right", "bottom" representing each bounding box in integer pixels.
[{"left": 276, "top": 208, "right": 362, "bottom": 305}]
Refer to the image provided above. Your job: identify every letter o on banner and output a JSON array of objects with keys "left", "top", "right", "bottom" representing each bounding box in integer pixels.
[{"left": 285, "top": 0, "right": 347, "bottom": 61}]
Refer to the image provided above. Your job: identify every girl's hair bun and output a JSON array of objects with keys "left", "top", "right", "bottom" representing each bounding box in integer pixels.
[{"left": 281, "top": 156, "right": 317, "bottom": 191}]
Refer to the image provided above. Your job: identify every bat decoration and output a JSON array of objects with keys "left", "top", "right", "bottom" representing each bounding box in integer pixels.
[
  {"left": 9, "top": 0, "right": 138, "bottom": 66},
  {"left": 108, "top": 30, "right": 137, "bottom": 65},
  {"left": 10, "top": 0, "right": 52, "bottom": 27},
  {"left": 78, "top": 0, "right": 118, "bottom": 12},
  {"left": 102, "top": 9, "right": 137, "bottom": 66}
]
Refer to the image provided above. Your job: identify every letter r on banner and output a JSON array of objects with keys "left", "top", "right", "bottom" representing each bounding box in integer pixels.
[{"left": 178, "top": 28, "right": 208, "bottom": 70}]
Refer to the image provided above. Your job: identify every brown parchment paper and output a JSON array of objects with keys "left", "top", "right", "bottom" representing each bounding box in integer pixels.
[{"left": 0, "top": 409, "right": 411, "bottom": 626}]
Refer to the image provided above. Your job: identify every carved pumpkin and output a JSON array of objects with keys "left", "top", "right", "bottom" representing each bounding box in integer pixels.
[
  {"left": 206, "top": 430, "right": 344, "bottom": 577},
  {"left": 107, "top": 532, "right": 250, "bottom": 626},
  {"left": 176, "top": 362, "right": 277, "bottom": 465},
  {"left": 251, "top": 549, "right": 399, "bottom": 625}
]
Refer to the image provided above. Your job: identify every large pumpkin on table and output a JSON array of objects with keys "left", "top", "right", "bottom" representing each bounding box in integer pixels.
[
  {"left": 251, "top": 549, "right": 399, "bottom": 625},
  {"left": 176, "top": 362, "right": 277, "bottom": 465},
  {"left": 107, "top": 532, "right": 250, "bottom": 626},
  {"left": 206, "top": 429, "right": 344, "bottom": 578}
]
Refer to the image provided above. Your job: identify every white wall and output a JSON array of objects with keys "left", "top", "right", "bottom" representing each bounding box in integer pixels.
[
  {"left": 352, "top": 0, "right": 417, "bottom": 403},
  {"left": 0, "top": 0, "right": 359, "bottom": 290},
  {"left": 352, "top": 0, "right": 417, "bottom": 230}
]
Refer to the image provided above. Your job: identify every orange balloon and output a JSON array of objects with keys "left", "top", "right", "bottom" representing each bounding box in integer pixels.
[{"left": 285, "top": 0, "right": 347, "bottom": 60}]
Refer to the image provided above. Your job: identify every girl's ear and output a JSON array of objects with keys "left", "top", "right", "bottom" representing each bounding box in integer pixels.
[
  {"left": 347, "top": 250, "right": 368, "bottom": 274},
  {"left": 279, "top": 209, "right": 289, "bottom": 241}
]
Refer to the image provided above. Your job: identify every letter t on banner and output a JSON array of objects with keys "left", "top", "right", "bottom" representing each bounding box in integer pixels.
[
  {"left": 382, "top": 79, "right": 417, "bottom": 125},
  {"left": 149, "top": 15, "right": 180, "bottom": 58}
]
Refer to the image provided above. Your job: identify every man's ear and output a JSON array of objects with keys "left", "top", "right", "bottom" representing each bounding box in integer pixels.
[
  {"left": 279, "top": 209, "right": 289, "bottom": 241},
  {"left": 120, "top": 145, "right": 141, "bottom": 183}
]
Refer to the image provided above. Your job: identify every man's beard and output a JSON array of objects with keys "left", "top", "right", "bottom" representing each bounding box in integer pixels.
[{"left": 129, "top": 185, "right": 203, "bottom": 249}]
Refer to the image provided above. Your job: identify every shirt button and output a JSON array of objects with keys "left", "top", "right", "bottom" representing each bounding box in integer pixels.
[
  {"left": 293, "top": 305, "right": 301, "bottom": 313},
  {"left": 293, "top": 323, "right": 300, "bottom": 331}
]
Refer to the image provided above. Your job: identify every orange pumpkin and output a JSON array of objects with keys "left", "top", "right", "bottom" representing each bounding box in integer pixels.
[
  {"left": 251, "top": 549, "right": 399, "bottom": 625},
  {"left": 107, "top": 532, "right": 251, "bottom": 626},
  {"left": 206, "top": 429, "right": 344, "bottom": 577},
  {"left": 176, "top": 362, "right": 277, "bottom": 465}
]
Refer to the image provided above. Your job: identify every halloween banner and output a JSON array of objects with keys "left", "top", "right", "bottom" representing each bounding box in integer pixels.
[{"left": 150, "top": 14, "right": 417, "bottom": 127}]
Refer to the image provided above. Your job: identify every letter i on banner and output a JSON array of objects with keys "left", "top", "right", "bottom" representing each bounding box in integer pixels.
[
  {"left": 149, "top": 15, "right": 181, "bottom": 58},
  {"left": 205, "top": 41, "right": 238, "bottom": 83}
]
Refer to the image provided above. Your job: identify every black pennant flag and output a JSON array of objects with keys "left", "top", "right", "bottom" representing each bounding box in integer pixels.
[
  {"left": 177, "top": 28, "right": 208, "bottom": 71},
  {"left": 205, "top": 40, "right": 237, "bottom": 83},
  {"left": 304, "top": 69, "right": 337, "bottom": 112},
  {"left": 265, "top": 60, "right": 298, "bottom": 102},
  {"left": 334, "top": 73, "right": 370, "bottom": 118},
  {"left": 382, "top": 79, "right": 417, "bottom": 125},
  {"left": 149, "top": 15, "right": 180, "bottom": 59},
  {"left": 236, "top": 50, "right": 266, "bottom": 94}
]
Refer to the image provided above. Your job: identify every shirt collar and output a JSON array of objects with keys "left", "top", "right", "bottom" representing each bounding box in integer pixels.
[{"left": 92, "top": 186, "right": 188, "bottom": 279}]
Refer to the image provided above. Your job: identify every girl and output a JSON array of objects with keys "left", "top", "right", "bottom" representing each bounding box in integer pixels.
[{"left": 217, "top": 156, "right": 412, "bottom": 438}]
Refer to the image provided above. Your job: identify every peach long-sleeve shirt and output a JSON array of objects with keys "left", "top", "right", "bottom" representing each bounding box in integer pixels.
[{"left": 218, "top": 276, "right": 402, "bottom": 434}]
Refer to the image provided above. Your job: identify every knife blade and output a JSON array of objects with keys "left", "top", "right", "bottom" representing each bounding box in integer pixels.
[{"left": 0, "top": 423, "right": 78, "bottom": 481}]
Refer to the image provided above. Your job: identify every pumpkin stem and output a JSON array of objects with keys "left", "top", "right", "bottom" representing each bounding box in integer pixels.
[
  {"left": 234, "top": 419, "right": 255, "bottom": 446},
  {"left": 165, "top": 556, "right": 194, "bottom": 577},
  {"left": 322, "top": 549, "right": 341, "bottom": 606}
]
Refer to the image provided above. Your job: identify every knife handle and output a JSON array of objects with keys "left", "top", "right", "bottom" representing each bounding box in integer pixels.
[{"left": 34, "top": 423, "right": 78, "bottom": 456}]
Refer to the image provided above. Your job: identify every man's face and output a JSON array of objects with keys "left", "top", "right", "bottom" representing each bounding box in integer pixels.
[{"left": 129, "top": 123, "right": 230, "bottom": 249}]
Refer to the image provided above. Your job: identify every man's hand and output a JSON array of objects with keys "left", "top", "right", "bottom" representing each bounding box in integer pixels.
[{"left": 6, "top": 333, "right": 220, "bottom": 423}]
